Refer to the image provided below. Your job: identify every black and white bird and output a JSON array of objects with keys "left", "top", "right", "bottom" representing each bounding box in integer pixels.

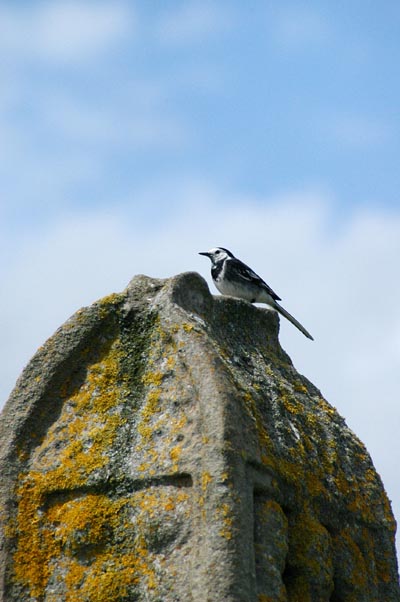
[{"left": 199, "top": 247, "right": 313, "bottom": 340}]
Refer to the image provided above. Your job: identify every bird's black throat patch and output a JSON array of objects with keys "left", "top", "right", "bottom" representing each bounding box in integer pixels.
[{"left": 211, "top": 262, "right": 223, "bottom": 281}]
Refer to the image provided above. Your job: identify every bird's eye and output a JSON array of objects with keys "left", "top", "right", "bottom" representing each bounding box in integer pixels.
[{"left": 215, "top": 250, "right": 220, "bottom": 254}]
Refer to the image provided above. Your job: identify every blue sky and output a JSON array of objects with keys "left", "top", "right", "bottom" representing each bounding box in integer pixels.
[
  {"left": 2, "top": 0, "right": 400, "bottom": 228},
  {"left": 1, "top": 1, "right": 400, "bottom": 559}
]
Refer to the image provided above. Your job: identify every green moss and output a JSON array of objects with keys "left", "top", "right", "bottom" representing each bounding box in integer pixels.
[{"left": 118, "top": 308, "right": 159, "bottom": 415}]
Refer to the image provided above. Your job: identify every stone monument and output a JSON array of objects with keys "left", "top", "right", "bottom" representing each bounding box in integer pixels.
[{"left": 0, "top": 272, "right": 399, "bottom": 601}]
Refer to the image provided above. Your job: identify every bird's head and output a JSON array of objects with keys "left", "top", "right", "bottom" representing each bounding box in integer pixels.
[{"left": 199, "top": 247, "right": 234, "bottom": 264}]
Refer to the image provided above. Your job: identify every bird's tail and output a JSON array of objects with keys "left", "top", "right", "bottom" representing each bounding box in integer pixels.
[{"left": 274, "top": 302, "right": 314, "bottom": 340}]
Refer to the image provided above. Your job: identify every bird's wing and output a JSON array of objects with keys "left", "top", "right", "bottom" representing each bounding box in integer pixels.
[{"left": 228, "top": 258, "right": 282, "bottom": 301}]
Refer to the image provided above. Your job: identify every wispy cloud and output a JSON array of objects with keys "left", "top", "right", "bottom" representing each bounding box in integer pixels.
[
  {"left": 40, "top": 89, "right": 188, "bottom": 149},
  {"left": 0, "top": 79, "right": 189, "bottom": 218},
  {"left": 0, "top": 1, "right": 134, "bottom": 63}
]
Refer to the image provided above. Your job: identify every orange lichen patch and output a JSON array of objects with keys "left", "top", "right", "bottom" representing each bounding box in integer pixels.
[
  {"left": 12, "top": 335, "right": 131, "bottom": 599},
  {"left": 137, "top": 461, "right": 152, "bottom": 473},
  {"left": 169, "top": 443, "right": 183, "bottom": 467},
  {"left": 332, "top": 528, "right": 368, "bottom": 593},
  {"left": 46, "top": 493, "right": 124, "bottom": 550},
  {"left": 282, "top": 508, "right": 333, "bottom": 602},
  {"left": 375, "top": 552, "right": 394, "bottom": 584},
  {"left": 281, "top": 394, "right": 303, "bottom": 415},
  {"left": 137, "top": 389, "right": 161, "bottom": 442},
  {"left": 64, "top": 561, "right": 140, "bottom": 602},
  {"left": 13, "top": 482, "right": 190, "bottom": 601},
  {"left": 293, "top": 381, "right": 308, "bottom": 395},
  {"left": 66, "top": 550, "right": 156, "bottom": 602},
  {"left": 288, "top": 510, "right": 332, "bottom": 572},
  {"left": 336, "top": 465, "right": 389, "bottom": 524},
  {"left": 217, "top": 502, "right": 234, "bottom": 540},
  {"left": 96, "top": 292, "right": 125, "bottom": 319},
  {"left": 135, "top": 376, "right": 188, "bottom": 472},
  {"left": 130, "top": 315, "right": 192, "bottom": 474},
  {"left": 13, "top": 473, "right": 57, "bottom": 597},
  {"left": 316, "top": 396, "right": 338, "bottom": 418},
  {"left": 241, "top": 374, "right": 396, "bottom": 535},
  {"left": 196, "top": 471, "right": 213, "bottom": 513},
  {"left": 137, "top": 488, "right": 189, "bottom": 518},
  {"left": 166, "top": 355, "right": 176, "bottom": 370},
  {"left": 241, "top": 369, "right": 395, "bottom": 597},
  {"left": 201, "top": 471, "right": 212, "bottom": 491},
  {"left": 258, "top": 499, "right": 287, "bottom": 526},
  {"left": 48, "top": 491, "right": 161, "bottom": 602},
  {"left": 97, "top": 292, "right": 124, "bottom": 307},
  {"left": 142, "top": 371, "right": 164, "bottom": 387}
]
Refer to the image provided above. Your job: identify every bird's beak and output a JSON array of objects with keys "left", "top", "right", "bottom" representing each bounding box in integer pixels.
[{"left": 199, "top": 251, "right": 211, "bottom": 257}]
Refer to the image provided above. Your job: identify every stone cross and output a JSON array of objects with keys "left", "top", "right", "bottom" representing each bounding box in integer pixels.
[{"left": 1, "top": 273, "right": 399, "bottom": 601}]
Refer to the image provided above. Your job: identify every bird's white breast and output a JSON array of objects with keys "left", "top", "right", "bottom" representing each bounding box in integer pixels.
[{"left": 214, "top": 272, "right": 256, "bottom": 302}]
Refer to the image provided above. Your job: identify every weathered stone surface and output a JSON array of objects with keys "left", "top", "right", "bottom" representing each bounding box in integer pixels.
[{"left": 0, "top": 272, "right": 399, "bottom": 602}]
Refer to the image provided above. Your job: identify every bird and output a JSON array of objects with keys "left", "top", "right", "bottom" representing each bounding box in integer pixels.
[{"left": 199, "top": 247, "right": 313, "bottom": 340}]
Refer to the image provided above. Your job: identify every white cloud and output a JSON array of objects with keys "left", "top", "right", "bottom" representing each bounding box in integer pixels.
[
  {"left": 39, "top": 90, "right": 188, "bottom": 149},
  {"left": 156, "top": 2, "right": 231, "bottom": 45},
  {"left": 0, "top": 1, "right": 134, "bottom": 64},
  {"left": 1, "top": 190, "right": 400, "bottom": 556},
  {"left": 0, "top": 75, "right": 189, "bottom": 214}
]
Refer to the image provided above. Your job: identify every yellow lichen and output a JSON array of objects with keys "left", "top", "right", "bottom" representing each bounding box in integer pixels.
[
  {"left": 201, "top": 471, "right": 212, "bottom": 491},
  {"left": 13, "top": 479, "right": 190, "bottom": 600},
  {"left": 11, "top": 334, "right": 134, "bottom": 599},
  {"left": 137, "top": 389, "right": 161, "bottom": 442},
  {"left": 293, "top": 382, "right": 308, "bottom": 395},
  {"left": 142, "top": 371, "right": 164, "bottom": 387},
  {"left": 166, "top": 355, "right": 176, "bottom": 370},
  {"left": 217, "top": 502, "right": 233, "bottom": 540},
  {"left": 9, "top": 286, "right": 395, "bottom": 599},
  {"left": 169, "top": 443, "right": 183, "bottom": 466}
]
